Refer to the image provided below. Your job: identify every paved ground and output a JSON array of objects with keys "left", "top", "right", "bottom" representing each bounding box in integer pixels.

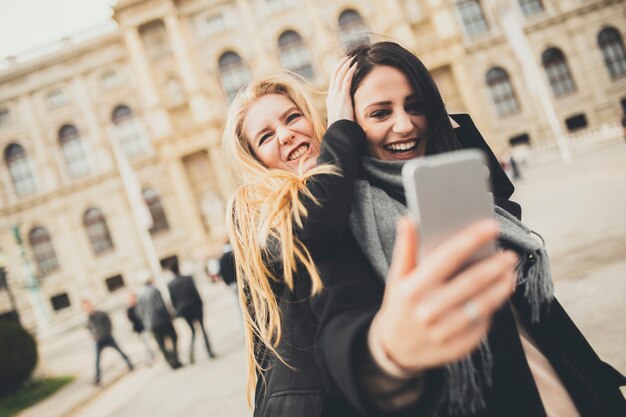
[{"left": 16, "top": 139, "right": 626, "bottom": 417}]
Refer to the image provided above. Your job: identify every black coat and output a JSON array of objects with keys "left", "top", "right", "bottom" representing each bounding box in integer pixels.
[
  {"left": 250, "top": 117, "right": 626, "bottom": 417},
  {"left": 167, "top": 274, "right": 203, "bottom": 318},
  {"left": 252, "top": 120, "right": 368, "bottom": 417},
  {"left": 310, "top": 117, "right": 626, "bottom": 417}
]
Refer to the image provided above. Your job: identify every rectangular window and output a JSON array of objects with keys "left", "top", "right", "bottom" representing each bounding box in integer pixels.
[
  {"left": 51, "top": 293, "right": 71, "bottom": 311},
  {"left": 266, "top": 0, "right": 291, "bottom": 13},
  {"left": 100, "top": 70, "right": 122, "bottom": 90},
  {"left": 457, "top": 0, "right": 489, "bottom": 37},
  {"left": 565, "top": 114, "right": 588, "bottom": 132},
  {"left": 196, "top": 12, "right": 230, "bottom": 38},
  {"left": 0, "top": 108, "right": 10, "bottom": 128},
  {"left": 46, "top": 88, "right": 68, "bottom": 109},
  {"left": 105, "top": 275, "right": 125, "bottom": 292}
]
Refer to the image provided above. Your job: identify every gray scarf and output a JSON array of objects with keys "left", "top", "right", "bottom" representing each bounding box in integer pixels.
[{"left": 349, "top": 156, "right": 554, "bottom": 415}]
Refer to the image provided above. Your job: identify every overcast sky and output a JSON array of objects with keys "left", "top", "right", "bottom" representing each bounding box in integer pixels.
[{"left": 0, "top": 0, "right": 117, "bottom": 60}]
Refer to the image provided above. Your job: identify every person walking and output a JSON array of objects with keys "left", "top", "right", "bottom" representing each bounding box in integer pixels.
[
  {"left": 218, "top": 241, "right": 237, "bottom": 293},
  {"left": 136, "top": 279, "right": 182, "bottom": 369},
  {"left": 82, "top": 299, "right": 133, "bottom": 386},
  {"left": 165, "top": 259, "right": 216, "bottom": 363},
  {"left": 126, "top": 291, "right": 155, "bottom": 365}
]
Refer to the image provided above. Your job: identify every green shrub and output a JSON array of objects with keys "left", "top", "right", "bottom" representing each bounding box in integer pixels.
[{"left": 0, "top": 321, "right": 38, "bottom": 395}]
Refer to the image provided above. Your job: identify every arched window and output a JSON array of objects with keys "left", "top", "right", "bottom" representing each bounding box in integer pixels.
[
  {"left": 278, "top": 30, "right": 315, "bottom": 80},
  {"left": 518, "top": 0, "right": 544, "bottom": 17},
  {"left": 338, "top": 9, "right": 369, "bottom": 50},
  {"left": 542, "top": 48, "right": 576, "bottom": 97},
  {"left": 456, "top": 0, "right": 489, "bottom": 37},
  {"left": 139, "top": 20, "right": 171, "bottom": 58},
  {"left": 83, "top": 208, "right": 114, "bottom": 254},
  {"left": 59, "top": 124, "right": 90, "bottom": 178},
  {"left": 486, "top": 67, "right": 520, "bottom": 116},
  {"left": 218, "top": 51, "right": 251, "bottom": 102},
  {"left": 598, "top": 27, "right": 626, "bottom": 79},
  {"left": 29, "top": 227, "right": 59, "bottom": 276},
  {"left": 4, "top": 143, "right": 36, "bottom": 197},
  {"left": 143, "top": 188, "right": 169, "bottom": 234},
  {"left": 112, "top": 105, "right": 146, "bottom": 158}
]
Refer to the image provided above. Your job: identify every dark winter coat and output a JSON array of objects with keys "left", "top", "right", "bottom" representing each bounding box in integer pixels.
[
  {"left": 167, "top": 274, "right": 203, "bottom": 319},
  {"left": 87, "top": 310, "right": 113, "bottom": 341},
  {"left": 250, "top": 117, "right": 626, "bottom": 417}
]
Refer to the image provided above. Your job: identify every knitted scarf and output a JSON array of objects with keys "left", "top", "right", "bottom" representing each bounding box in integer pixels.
[{"left": 348, "top": 156, "right": 554, "bottom": 415}]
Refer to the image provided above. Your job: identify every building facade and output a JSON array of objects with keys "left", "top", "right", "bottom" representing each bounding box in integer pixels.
[{"left": 1, "top": 0, "right": 625, "bottom": 334}]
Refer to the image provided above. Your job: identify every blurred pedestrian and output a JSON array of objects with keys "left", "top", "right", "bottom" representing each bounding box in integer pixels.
[
  {"left": 164, "top": 259, "right": 216, "bottom": 363},
  {"left": 136, "top": 278, "right": 182, "bottom": 369},
  {"left": 82, "top": 299, "right": 133, "bottom": 386},
  {"left": 126, "top": 291, "right": 155, "bottom": 365},
  {"left": 218, "top": 240, "right": 236, "bottom": 294}
]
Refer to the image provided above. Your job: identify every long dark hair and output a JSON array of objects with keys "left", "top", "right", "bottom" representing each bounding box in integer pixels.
[{"left": 348, "top": 41, "right": 462, "bottom": 155}]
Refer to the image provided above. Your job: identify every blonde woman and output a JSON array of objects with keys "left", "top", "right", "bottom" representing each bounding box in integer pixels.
[{"left": 222, "top": 60, "right": 369, "bottom": 416}]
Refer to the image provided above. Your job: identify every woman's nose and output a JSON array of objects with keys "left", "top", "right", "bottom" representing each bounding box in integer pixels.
[
  {"left": 276, "top": 125, "right": 294, "bottom": 145},
  {"left": 392, "top": 110, "right": 413, "bottom": 135}
]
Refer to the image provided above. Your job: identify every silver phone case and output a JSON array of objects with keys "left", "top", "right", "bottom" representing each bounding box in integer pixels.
[{"left": 402, "top": 149, "right": 495, "bottom": 263}]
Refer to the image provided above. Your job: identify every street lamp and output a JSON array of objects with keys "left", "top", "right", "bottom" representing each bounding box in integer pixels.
[
  {"left": 0, "top": 247, "right": 20, "bottom": 324},
  {"left": 11, "top": 223, "right": 50, "bottom": 333}
]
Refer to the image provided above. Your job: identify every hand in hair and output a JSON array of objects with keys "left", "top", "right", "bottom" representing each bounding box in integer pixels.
[
  {"left": 326, "top": 56, "right": 357, "bottom": 127},
  {"left": 369, "top": 217, "right": 518, "bottom": 377}
]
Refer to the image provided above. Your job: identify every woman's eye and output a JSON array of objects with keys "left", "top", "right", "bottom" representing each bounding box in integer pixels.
[
  {"left": 286, "top": 112, "right": 302, "bottom": 124},
  {"left": 406, "top": 102, "right": 423, "bottom": 114},
  {"left": 259, "top": 132, "right": 273, "bottom": 145},
  {"left": 370, "top": 109, "right": 390, "bottom": 119}
]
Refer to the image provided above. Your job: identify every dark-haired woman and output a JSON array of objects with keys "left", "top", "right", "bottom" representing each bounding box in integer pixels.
[{"left": 309, "top": 41, "right": 626, "bottom": 417}]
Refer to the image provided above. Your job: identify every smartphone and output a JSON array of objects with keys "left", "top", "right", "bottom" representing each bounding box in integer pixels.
[{"left": 402, "top": 149, "right": 495, "bottom": 264}]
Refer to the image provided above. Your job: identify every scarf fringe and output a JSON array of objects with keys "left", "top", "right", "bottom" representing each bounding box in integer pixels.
[{"left": 445, "top": 338, "right": 493, "bottom": 415}]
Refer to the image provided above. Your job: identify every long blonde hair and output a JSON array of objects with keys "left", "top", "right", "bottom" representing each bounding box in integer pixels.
[{"left": 221, "top": 74, "right": 338, "bottom": 404}]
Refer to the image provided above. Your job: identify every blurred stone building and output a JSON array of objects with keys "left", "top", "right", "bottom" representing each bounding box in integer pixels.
[{"left": 0, "top": 0, "right": 625, "bottom": 334}]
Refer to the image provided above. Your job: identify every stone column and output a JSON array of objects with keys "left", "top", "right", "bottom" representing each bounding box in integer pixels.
[
  {"left": 71, "top": 76, "right": 114, "bottom": 173},
  {"left": 166, "top": 156, "right": 206, "bottom": 245},
  {"left": 302, "top": 0, "right": 340, "bottom": 78},
  {"left": 206, "top": 133, "right": 237, "bottom": 198},
  {"left": 382, "top": 0, "right": 418, "bottom": 50},
  {"left": 164, "top": 13, "right": 213, "bottom": 124},
  {"left": 122, "top": 27, "right": 172, "bottom": 138},
  {"left": 234, "top": 0, "right": 274, "bottom": 73},
  {"left": 17, "top": 95, "right": 60, "bottom": 193}
]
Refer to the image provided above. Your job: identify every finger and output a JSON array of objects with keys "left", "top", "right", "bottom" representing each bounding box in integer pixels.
[
  {"left": 387, "top": 216, "right": 419, "bottom": 284},
  {"left": 333, "top": 57, "right": 354, "bottom": 93},
  {"left": 429, "top": 269, "right": 515, "bottom": 343},
  {"left": 341, "top": 61, "right": 358, "bottom": 94},
  {"left": 418, "top": 251, "right": 517, "bottom": 322},
  {"left": 328, "top": 57, "right": 349, "bottom": 91},
  {"left": 439, "top": 320, "right": 490, "bottom": 363},
  {"left": 409, "top": 219, "right": 499, "bottom": 295}
]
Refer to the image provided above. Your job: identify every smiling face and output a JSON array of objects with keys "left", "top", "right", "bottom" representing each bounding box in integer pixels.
[
  {"left": 353, "top": 65, "right": 428, "bottom": 161},
  {"left": 244, "top": 94, "right": 320, "bottom": 174}
]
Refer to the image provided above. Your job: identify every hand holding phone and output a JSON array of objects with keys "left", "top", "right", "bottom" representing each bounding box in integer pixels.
[{"left": 402, "top": 149, "right": 495, "bottom": 265}]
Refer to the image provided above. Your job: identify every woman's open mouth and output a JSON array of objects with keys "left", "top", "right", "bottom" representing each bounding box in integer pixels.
[
  {"left": 383, "top": 139, "right": 418, "bottom": 155},
  {"left": 288, "top": 143, "right": 310, "bottom": 161}
]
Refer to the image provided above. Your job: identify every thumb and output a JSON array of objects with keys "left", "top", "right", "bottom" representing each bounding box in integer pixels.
[{"left": 387, "top": 216, "right": 419, "bottom": 283}]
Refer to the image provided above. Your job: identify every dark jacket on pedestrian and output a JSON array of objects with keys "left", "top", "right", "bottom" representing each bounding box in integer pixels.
[
  {"left": 167, "top": 274, "right": 203, "bottom": 318},
  {"left": 87, "top": 310, "right": 113, "bottom": 341},
  {"left": 126, "top": 305, "right": 145, "bottom": 334},
  {"left": 218, "top": 250, "right": 237, "bottom": 286},
  {"left": 136, "top": 284, "right": 171, "bottom": 331}
]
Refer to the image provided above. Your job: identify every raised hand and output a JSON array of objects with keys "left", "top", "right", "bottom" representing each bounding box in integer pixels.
[
  {"left": 370, "top": 217, "right": 518, "bottom": 375},
  {"left": 326, "top": 56, "right": 358, "bottom": 126}
]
